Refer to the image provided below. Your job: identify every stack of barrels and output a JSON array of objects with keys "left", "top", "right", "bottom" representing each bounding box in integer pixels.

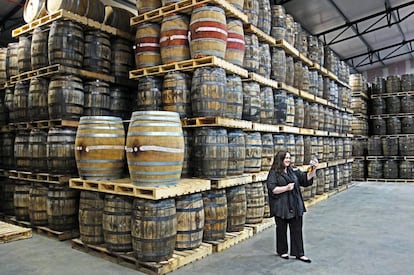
[{"left": 365, "top": 73, "right": 414, "bottom": 180}]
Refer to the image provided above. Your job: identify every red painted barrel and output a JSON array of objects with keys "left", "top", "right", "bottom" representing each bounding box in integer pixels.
[
  {"left": 160, "top": 14, "right": 190, "bottom": 64},
  {"left": 225, "top": 19, "right": 245, "bottom": 66}
]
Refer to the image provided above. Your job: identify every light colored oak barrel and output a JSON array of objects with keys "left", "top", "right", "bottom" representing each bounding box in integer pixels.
[
  {"left": 136, "top": 0, "right": 161, "bottom": 14},
  {"left": 225, "top": 19, "right": 245, "bottom": 67},
  {"left": 244, "top": 132, "right": 262, "bottom": 173},
  {"left": 202, "top": 189, "right": 227, "bottom": 241},
  {"left": 135, "top": 23, "right": 161, "bottom": 69},
  {"left": 160, "top": 14, "right": 190, "bottom": 64},
  {"left": 245, "top": 182, "right": 265, "bottom": 224}
]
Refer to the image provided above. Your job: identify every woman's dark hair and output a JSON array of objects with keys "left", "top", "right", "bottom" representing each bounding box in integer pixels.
[{"left": 271, "top": 150, "right": 290, "bottom": 175}]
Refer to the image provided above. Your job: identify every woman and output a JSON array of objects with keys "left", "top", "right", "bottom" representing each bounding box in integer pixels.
[{"left": 266, "top": 150, "right": 318, "bottom": 263}]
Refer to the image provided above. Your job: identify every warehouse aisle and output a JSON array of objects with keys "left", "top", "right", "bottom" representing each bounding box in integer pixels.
[{"left": 1, "top": 182, "right": 414, "bottom": 275}]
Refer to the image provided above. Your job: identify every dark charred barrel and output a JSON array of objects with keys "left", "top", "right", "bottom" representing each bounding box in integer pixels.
[
  {"left": 18, "top": 36, "right": 31, "bottom": 73},
  {"left": 48, "top": 75, "right": 84, "bottom": 120},
  {"left": 383, "top": 160, "right": 399, "bottom": 179},
  {"left": 225, "top": 19, "right": 245, "bottom": 67},
  {"left": 295, "top": 135, "right": 304, "bottom": 165},
  {"left": 261, "top": 133, "right": 274, "bottom": 171},
  {"left": 4, "top": 87, "right": 14, "bottom": 122},
  {"left": 6, "top": 42, "right": 18, "bottom": 79},
  {"left": 83, "top": 80, "right": 111, "bottom": 116},
  {"left": 245, "top": 182, "right": 265, "bottom": 224},
  {"left": 47, "top": 128, "right": 77, "bottom": 176},
  {"left": 160, "top": 14, "right": 190, "bottom": 64},
  {"left": 382, "top": 137, "right": 399, "bottom": 156},
  {"left": 386, "top": 117, "right": 401, "bottom": 135},
  {"left": 47, "top": 184, "right": 79, "bottom": 231},
  {"left": 244, "top": 132, "right": 262, "bottom": 173},
  {"left": 28, "top": 77, "right": 49, "bottom": 121},
  {"left": 193, "top": 128, "right": 228, "bottom": 178},
  {"left": 136, "top": 0, "right": 161, "bottom": 14},
  {"left": 1, "top": 131, "right": 15, "bottom": 170},
  {"left": 162, "top": 72, "right": 191, "bottom": 119},
  {"left": 367, "top": 160, "right": 383, "bottom": 178},
  {"left": 271, "top": 47, "right": 286, "bottom": 82},
  {"left": 13, "top": 81, "right": 29, "bottom": 123},
  {"left": 260, "top": 86, "right": 274, "bottom": 124},
  {"left": 294, "top": 97, "right": 304, "bottom": 128},
  {"left": 225, "top": 74, "right": 243, "bottom": 119},
  {"left": 202, "top": 189, "right": 227, "bottom": 241},
  {"left": 271, "top": 5, "right": 286, "bottom": 39},
  {"left": 29, "top": 129, "right": 48, "bottom": 173},
  {"left": 258, "top": 43, "right": 271, "bottom": 78},
  {"left": 352, "top": 159, "right": 366, "bottom": 180},
  {"left": 104, "top": 6, "right": 134, "bottom": 32},
  {"left": 399, "top": 160, "right": 413, "bottom": 179},
  {"left": 31, "top": 27, "right": 49, "bottom": 70},
  {"left": 182, "top": 128, "right": 193, "bottom": 178},
  {"left": 352, "top": 138, "right": 367, "bottom": 156},
  {"left": 243, "top": 33, "right": 259, "bottom": 72},
  {"left": 226, "top": 185, "right": 246, "bottom": 232},
  {"left": 83, "top": 30, "right": 111, "bottom": 74},
  {"left": 401, "top": 117, "right": 414, "bottom": 134},
  {"left": 370, "top": 97, "right": 386, "bottom": 115},
  {"left": 386, "top": 96, "right": 401, "bottom": 114},
  {"left": 242, "top": 81, "right": 261, "bottom": 122},
  {"left": 136, "top": 76, "right": 163, "bottom": 111},
  {"left": 14, "top": 181, "right": 30, "bottom": 221},
  {"left": 102, "top": 194, "right": 133, "bottom": 252},
  {"left": 14, "top": 130, "right": 31, "bottom": 171},
  {"left": 372, "top": 77, "right": 386, "bottom": 94},
  {"left": 175, "top": 193, "right": 204, "bottom": 250},
  {"left": 111, "top": 38, "right": 134, "bottom": 78},
  {"left": 367, "top": 136, "right": 382, "bottom": 156},
  {"left": 191, "top": 67, "right": 226, "bottom": 117},
  {"left": 48, "top": 20, "right": 84, "bottom": 68},
  {"left": 401, "top": 74, "right": 414, "bottom": 92},
  {"left": 285, "top": 55, "right": 294, "bottom": 86},
  {"left": 135, "top": 23, "right": 161, "bottom": 68},
  {"left": 273, "top": 89, "right": 287, "bottom": 124},
  {"left": 399, "top": 136, "right": 414, "bottom": 156},
  {"left": 29, "top": 183, "right": 48, "bottom": 226},
  {"left": 401, "top": 95, "right": 414, "bottom": 113},
  {"left": 227, "top": 129, "right": 246, "bottom": 176},
  {"left": 79, "top": 191, "right": 105, "bottom": 245},
  {"left": 370, "top": 118, "right": 386, "bottom": 135},
  {"left": 109, "top": 86, "right": 133, "bottom": 120},
  {"left": 386, "top": 75, "right": 401, "bottom": 93},
  {"left": 1, "top": 179, "right": 15, "bottom": 215}
]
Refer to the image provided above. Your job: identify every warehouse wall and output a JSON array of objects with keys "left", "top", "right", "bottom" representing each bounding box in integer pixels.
[{"left": 364, "top": 58, "right": 414, "bottom": 82}]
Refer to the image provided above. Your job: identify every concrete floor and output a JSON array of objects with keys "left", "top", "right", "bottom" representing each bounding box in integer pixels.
[{"left": 1, "top": 182, "right": 414, "bottom": 275}]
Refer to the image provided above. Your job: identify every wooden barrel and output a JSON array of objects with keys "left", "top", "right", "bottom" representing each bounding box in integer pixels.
[
  {"left": 273, "top": 134, "right": 286, "bottom": 153},
  {"left": 317, "top": 137, "right": 324, "bottom": 161},
  {"left": 303, "top": 136, "right": 312, "bottom": 164},
  {"left": 110, "top": 86, "right": 133, "bottom": 120},
  {"left": 47, "top": 128, "right": 77, "bottom": 175},
  {"left": 242, "top": 81, "right": 261, "bottom": 122},
  {"left": 75, "top": 116, "right": 125, "bottom": 180},
  {"left": 271, "top": 47, "right": 286, "bottom": 82},
  {"left": 0, "top": 48, "right": 7, "bottom": 82},
  {"left": 335, "top": 138, "right": 344, "bottom": 159},
  {"left": 352, "top": 138, "right": 367, "bottom": 156},
  {"left": 225, "top": 19, "right": 245, "bottom": 67},
  {"left": 372, "top": 77, "right": 386, "bottom": 94},
  {"left": 160, "top": 14, "right": 190, "bottom": 64},
  {"left": 103, "top": 6, "right": 134, "bottom": 32},
  {"left": 399, "top": 136, "right": 414, "bottom": 156},
  {"left": 1, "top": 132, "right": 15, "bottom": 170},
  {"left": 48, "top": 75, "right": 84, "bottom": 120},
  {"left": 227, "top": 129, "right": 245, "bottom": 176},
  {"left": 386, "top": 117, "right": 401, "bottom": 135},
  {"left": 126, "top": 111, "right": 184, "bottom": 185},
  {"left": 316, "top": 168, "right": 325, "bottom": 195},
  {"left": 31, "top": 27, "right": 49, "bottom": 70},
  {"left": 0, "top": 179, "right": 15, "bottom": 215},
  {"left": 83, "top": 80, "right": 111, "bottom": 116},
  {"left": 371, "top": 97, "right": 385, "bottom": 115},
  {"left": 263, "top": 182, "right": 270, "bottom": 218},
  {"left": 18, "top": 36, "right": 31, "bottom": 74},
  {"left": 47, "top": 0, "right": 87, "bottom": 16},
  {"left": 308, "top": 70, "right": 318, "bottom": 95},
  {"left": 261, "top": 133, "right": 274, "bottom": 171},
  {"left": 367, "top": 160, "right": 383, "bottom": 178},
  {"left": 273, "top": 89, "right": 287, "bottom": 124},
  {"left": 83, "top": 30, "right": 111, "bottom": 74},
  {"left": 401, "top": 95, "right": 414, "bottom": 113},
  {"left": 28, "top": 78, "right": 49, "bottom": 121},
  {"left": 14, "top": 130, "right": 31, "bottom": 171},
  {"left": 13, "top": 81, "right": 29, "bottom": 123},
  {"left": 300, "top": 66, "right": 310, "bottom": 92},
  {"left": 258, "top": 0, "right": 271, "bottom": 34},
  {"left": 323, "top": 168, "right": 331, "bottom": 191},
  {"left": 136, "top": 76, "right": 163, "bottom": 111},
  {"left": 284, "top": 55, "right": 294, "bottom": 86},
  {"left": 383, "top": 160, "right": 398, "bottom": 179},
  {"left": 182, "top": 129, "right": 193, "bottom": 178},
  {"left": 399, "top": 160, "right": 413, "bottom": 179},
  {"left": 48, "top": 20, "right": 84, "bottom": 68},
  {"left": 135, "top": 23, "right": 161, "bottom": 68},
  {"left": 293, "top": 61, "right": 303, "bottom": 89},
  {"left": 191, "top": 67, "right": 226, "bottom": 117},
  {"left": 343, "top": 138, "right": 352, "bottom": 159},
  {"left": 386, "top": 96, "right": 401, "bottom": 114},
  {"left": 244, "top": 132, "right": 262, "bottom": 173},
  {"left": 243, "top": 33, "right": 259, "bottom": 72},
  {"left": 318, "top": 105, "right": 326, "bottom": 131},
  {"left": 193, "top": 127, "right": 228, "bottom": 178},
  {"left": 111, "top": 38, "right": 133, "bottom": 78},
  {"left": 136, "top": 0, "right": 161, "bottom": 14},
  {"left": 401, "top": 74, "right": 414, "bottom": 91},
  {"left": 132, "top": 198, "right": 176, "bottom": 261},
  {"left": 258, "top": 43, "right": 271, "bottom": 79},
  {"left": 381, "top": 137, "right": 399, "bottom": 156},
  {"left": 202, "top": 189, "right": 227, "bottom": 241},
  {"left": 227, "top": 0, "right": 244, "bottom": 10},
  {"left": 285, "top": 14, "right": 295, "bottom": 45},
  {"left": 352, "top": 159, "right": 366, "bottom": 180},
  {"left": 189, "top": 6, "right": 227, "bottom": 59},
  {"left": 386, "top": 75, "right": 401, "bottom": 93},
  {"left": 308, "top": 34, "right": 319, "bottom": 64},
  {"left": 271, "top": 5, "right": 286, "bottom": 39},
  {"left": 6, "top": 42, "right": 19, "bottom": 79},
  {"left": 295, "top": 135, "right": 304, "bottom": 165},
  {"left": 285, "top": 134, "right": 296, "bottom": 164},
  {"left": 103, "top": 195, "right": 133, "bottom": 252},
  {"left": 79, "top": 191, "right": 105, "bottom": 245},
  {"left": 226, "top": 185, "right": 246, "bottom": 232},
  {"left": 14, "top": 181, "right": 31, "bottom": 221},
  {"left": 29, "top": 129, "right": 48, "bottom": 173},
  {"left": 294, "top": 97, "right": 304, "bottom": 128},
  {"left": 285, "top": 94, "right": 295, "bottom": 126},
  {"left": 23, "top": 0, "right": 47, "bottom": 23},
  {"left": 29, "top": 183, "right": 48, "bottom": 226},
  {"left": 47, "top": 184, "right": 79, "bottom": 231},
  {"left": 225, "top": 74, "right": 243, "bottom": 119},
  {"left": 175, "top": 193, "right": 204, "bottom": 250},
  {"left": 260, "top": 86, "right": 274, "bottom": 125},
  {"left": 371, "top": 118, "right": 386, "bottom": 135},
  {"left": 162, "top": 72, "right": 191, "bottom": 118},
  {"left": 245, "top": 182, "right": 264, "bottom": 224},
  {"left": 401, "top": 117, "right": 414, "bottom": 134}
]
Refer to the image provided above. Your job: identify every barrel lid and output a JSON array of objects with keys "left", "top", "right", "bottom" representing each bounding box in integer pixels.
[{"left": 24, "top": 0, "right": 46, "bottom": 23}]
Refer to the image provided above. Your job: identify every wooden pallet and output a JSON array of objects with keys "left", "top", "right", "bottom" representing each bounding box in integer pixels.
[
  {"left": 210, "top": 174, "right": 252, "bottom": 189},
  {"left": 69, "top": 178, "right": 211, "bottom": 200},
  {"left": 9, "top": 64, "right": 114, "bottom": 84},
  {"left": 314, "top": 130, "right": 329, "bottom": 137},
  {"left": 244, "top": 24, "right": 275, "bottom": 46},
  {"left": 181, "top": 116, "right": 252, "bottom": 129},
  {"left": 130, "top": 56, "right": 248, "bottom": 79},
  {"left": 244, "top": 218, "right": 275, "bottom": 234},
  {"left": 0, "top": 125, "right": 15, "bottom": 132},
  {"left": 8, "top": 170, "right": 71, "bottom": 184},
  {"left": 278, "top": 125, "right": 300, "bottom": 134},
  {"left": 352, "top": 178, "right": 366, "bottom": 182},
  {"left": 366, "top": 156, "right": 414, "bottom": 160},
  {"left": 0, "top": 221, "right": 32, "bottom": 243},
  {"left": 314, "top": 96, "right": 328, "bottom": 105},
  {"left": 12, "top": 9, "right": 133, "bottom": 40},
  {"left": 72, "top": 238, "right": 213, "bottom": 275},
  {"left": 299, "top": 128, "right": 315, "bottom": 135},
  {"left": 251, "top": 123, "right": 280, "bottom": 133},
  {"left": 351, "top": 91, "right": 369, "bottom": 100},
  {"left": 251, "top": 171, "right": 269, "bottom": 182},
  {"left": 366, "top": 178, "right": 414, "bottom": 183},
  {"left": 370, "top": 113, "right": 414, "bottom": 119},
  {"left": 276, "top": 82, "right": 300, "bottom": 96},
  {"left": 2, "top": 216, "right": 78, "bottom": 241},
  {"left": 328, "top": 159, "right": 347, "bottom": 167},
  {"left": 131, "top": 0, "right": 248, "bottom": 27},
  {"left": 299, "top": 90, "right": 316, "bottom": 101},
  {"left": 12, "top": 119, "right": 78, "bottom": 129},
  {"left": 206, "top": 227, "right": 253, "bottom": 253},
  {"left": 370, "top": 91, "right": 414, "bottom": 98},
  {"left": 248, "top": 72, "right": 278, "bottom": 89}
]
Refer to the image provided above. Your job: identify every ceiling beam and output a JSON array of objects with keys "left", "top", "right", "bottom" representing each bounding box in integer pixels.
[{"left": 356, "top": 47, "right": 414, "bottom": 68}]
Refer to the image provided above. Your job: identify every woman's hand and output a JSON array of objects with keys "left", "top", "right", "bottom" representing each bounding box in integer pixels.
[
  {"left": 286, "top": 182, "right": 295, "bottom": 191},
  {"left": 272, "top": 182, "right": 295, "bottom": 194}
]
